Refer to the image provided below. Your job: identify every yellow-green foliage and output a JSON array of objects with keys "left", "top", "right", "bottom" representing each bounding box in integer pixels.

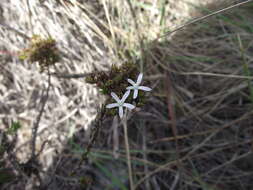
[
  {"left": 19, "top": 35, "right": 60, "bottom": 72},
  {"left": 86, "top": 62, "right": 138, "bottom": 96}
]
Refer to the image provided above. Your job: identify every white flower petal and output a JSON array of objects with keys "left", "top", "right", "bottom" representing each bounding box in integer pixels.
[
  {"left": 137, "top": 73, "right": 143, "bottom": 85},
  {"left": 127, "top": 79, "right": 136, "bottom": 86},
  {"left": 111, "top": 92, "right": 120, "bottom": 102},
  {"left": 126, "top": 86, "right": 135, "bottom": 90},
  {"left": 123, "top": 103, "right": 135, "bottom": 109},
  {"left": 106, "top": 103, "right": 119, "bottom": 109},
  {"left": 122, "top": 90, "right": 130, "bottom": 102},
  {"left": 119, "top": 106, "right": 124, "bottom": 118},
  {"left": 133, "top": 89, "right": 138, "bottom": 99},
  {"left": 139, "top": 86, "right": 152, "bottom": 91}
]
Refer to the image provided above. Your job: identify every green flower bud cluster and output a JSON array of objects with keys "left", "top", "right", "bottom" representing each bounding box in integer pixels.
[
  {"left": 85, "top": 62, "right": 138, "bottom": 96},
  {"left": 19, "top": 35, "right": 60, "bottom": 72}
]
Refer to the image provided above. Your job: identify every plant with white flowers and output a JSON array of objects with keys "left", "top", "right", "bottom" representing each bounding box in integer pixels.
[
  {"left": 106, "top": 73, "right": 151, "bottom": 118},
  {"left": 126, "top": 73, "right": 152, "bottom": 99},
  {"left": 106, "top": 90, "right": 135, "bottom": 118}
]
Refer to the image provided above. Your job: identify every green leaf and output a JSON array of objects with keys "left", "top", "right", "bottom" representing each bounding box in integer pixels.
[{"left": 7, "top": 122, "right": 22, "bottom": 135}]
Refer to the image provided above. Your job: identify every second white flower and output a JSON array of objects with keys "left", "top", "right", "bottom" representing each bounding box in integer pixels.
[{"left": 126, "top": 73, "right": 152, "bottom": 99}]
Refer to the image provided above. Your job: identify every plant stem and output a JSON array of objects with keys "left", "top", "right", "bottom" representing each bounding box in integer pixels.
[{"left": 123, "top": 117, "right": 134, "bottom": 190}]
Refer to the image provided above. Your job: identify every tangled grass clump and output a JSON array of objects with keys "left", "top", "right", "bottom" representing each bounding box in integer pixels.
[{"left": 19, "top": 35, "right": 60, "bottom": 72}]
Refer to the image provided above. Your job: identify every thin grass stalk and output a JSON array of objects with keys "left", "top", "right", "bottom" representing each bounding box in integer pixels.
[
  {"left": 125, "top": 0, "right": 144, "bottom": 73},
  {"left": 237, "top": 34, "right": 253, "bottom": 104},
  {"left": 141, "top": 121, "right": 151, "bottom": 190},
  {"left": 123, "top": 116, "right": 134, "bottom": 190},
  {"left": 165, "top": 71, "right": 182, "bottom": 188}
]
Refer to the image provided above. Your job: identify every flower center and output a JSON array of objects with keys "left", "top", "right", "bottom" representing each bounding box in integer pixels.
[
  {"left": 133, "top": 84, "right": 138, "bottom": 89},
  {"left": 118, "top": 101, "right": 124, "bottom": 106}
]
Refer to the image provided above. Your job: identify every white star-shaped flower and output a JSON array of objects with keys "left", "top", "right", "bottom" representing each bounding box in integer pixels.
[
  {"left": 126, "top": 73, "right": 152, "bottom": 99},
  {"left": 106, "top": 90, "right": 135, "bottom": 118}
]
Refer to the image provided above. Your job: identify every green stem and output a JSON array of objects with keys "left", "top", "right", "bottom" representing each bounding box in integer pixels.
[{"left": 123, "top": 117, "right": 134, "bottom": 190}]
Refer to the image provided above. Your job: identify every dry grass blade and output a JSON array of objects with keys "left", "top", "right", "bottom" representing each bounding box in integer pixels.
[{"left": 165, "top": 70, "right": 182, "bottom": 175}]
